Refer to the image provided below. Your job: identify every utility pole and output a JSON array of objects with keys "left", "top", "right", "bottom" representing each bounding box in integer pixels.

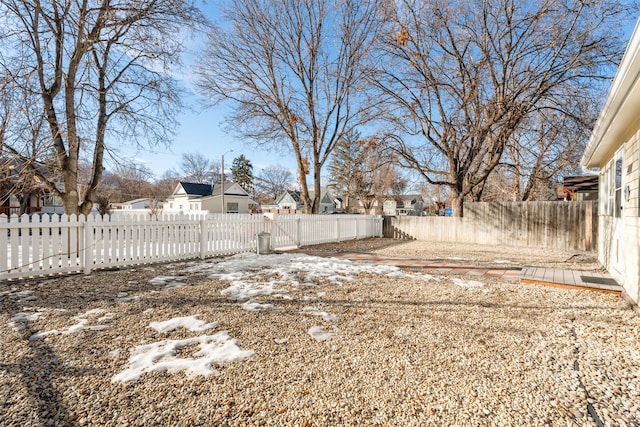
[{"left": 221, "top": 150, "right": 233, "bottom": 214}]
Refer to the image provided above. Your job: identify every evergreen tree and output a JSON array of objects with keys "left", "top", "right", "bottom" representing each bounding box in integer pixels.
[
  {"left": 328, "top": 130, "right": 364, "bottom": 212},
  {"left": 231, "top": 155, "right": 254, "bottom": 192}
]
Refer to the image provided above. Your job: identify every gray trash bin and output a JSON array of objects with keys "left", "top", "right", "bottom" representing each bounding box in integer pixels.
[{"left": 257, "top": 232, "right": 271, "bottom": 255}]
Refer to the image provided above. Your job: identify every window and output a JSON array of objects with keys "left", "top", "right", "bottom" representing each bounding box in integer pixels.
[
  {"left": 604, "top": 159, "right": 615, "bottom": 216},
  {"left": 226, "top": 202, "right": 239, "bottom": 213},
  {"left": 600, "top": 168, "right": 606, "bottom": 214},
  {"left": 614, "top": 153, "right": 623, "bottom": 218}
]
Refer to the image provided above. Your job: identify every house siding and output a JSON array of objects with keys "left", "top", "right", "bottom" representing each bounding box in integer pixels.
[
  {"left": 597, "top": 130, "right": 640, "bottom": 304},
  {"left": 582, "top": 18, "right": 640, "bottom": 307},
  {"left": 621, "top": 131, "right": 640, "bottom": 303}
]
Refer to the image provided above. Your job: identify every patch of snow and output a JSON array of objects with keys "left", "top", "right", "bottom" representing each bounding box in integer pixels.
[
  {"left": 241, "top": 300, "right": 274, "bottom": 312},
  {"left": 184, "top": 253, "right": 435, "bottom": 304},
  {"left": 195, "top": 253, "right": 403, "bottom": 287},
  {"left": 493, "top": 260, "right": 512, "bottom": 264},
  {"left": 29, "top": 329, "right": 60, "bottom": 340},
  {"left": 149, "top": 315, "right": 218, "bottom": 333},
  {"left": 115, "top": 294, "right": 140, "bottom": 303},
  {"left": 9, "top": 311, "right": 43, "bottom": 331},
  {"left": 308, "top": 326, "right": 333, "bottom": 341},
  {"left": 385, "top": 271, "right": 438, "bottom": 281},
  {"left": 301, "top": 306, "right": 338, "bottom": 322},
  {"left": 149, "top": 276, "right": 185, "bottom": 290},
  {"left": 111, "top": 331, "right": 254, "bottom": 383},
  {"left": 221, "top": 281, "right": 282, "bottom": 301},
  {"left": 29, "top": 308, "right": 113, "bottom": 340},
  {"left": 14, "top": 290, "right": 34, "bottom": 298},
  {"left": 452, "top": 278, "right": 485, "bottom": 288}
]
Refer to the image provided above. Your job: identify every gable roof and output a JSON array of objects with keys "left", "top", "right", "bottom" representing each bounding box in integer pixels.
[
  {"left": 275, "top": 190, "right": 301, "bottom": 204},
  {"left": 122, "top": 198, "right": 151, "bottom": 205},
  {"left": 562, "top": 176, "right": 599, "bottom": 192},
  {"left": 582, "top": 18, "right": 640, "bottom": 167},
  {"left": 179, "top": 182, "right": 213, "bottom": 197},
  {"left": 211, "top": 182, "right": 248, "bottom": 197}
]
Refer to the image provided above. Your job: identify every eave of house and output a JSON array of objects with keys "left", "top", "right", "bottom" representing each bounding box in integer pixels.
[{"left": 582, "top": 19, "right": 640, "bottom": 168}]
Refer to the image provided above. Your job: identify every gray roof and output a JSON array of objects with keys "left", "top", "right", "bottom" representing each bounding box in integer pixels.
[{"left": 180, "top": 182, "right": 213, "bottom": 197}]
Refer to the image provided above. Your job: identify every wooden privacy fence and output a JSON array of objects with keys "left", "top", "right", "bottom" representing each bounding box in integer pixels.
[
  {"left": 383, "top": 201, "right": 597, "bottom": 251},
  {"left": 0, "top": 213, "right": 382, "bottom": 281}
]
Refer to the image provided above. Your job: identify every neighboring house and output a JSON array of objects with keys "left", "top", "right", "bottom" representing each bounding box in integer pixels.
[
  {"left": 317, "top": 191, "right": 340, "bottom": 213},
  {"left": 556, "top": 176, "right": 599, "bottom": 201},
  {"left": 0, "top": 185, "right": 64, "bottom": 216},
  {"left": 120, "top": 198, "right": 158, "bottom": 210},
  {"left": 382, "top": 195, "right": 425, "bottom": 216},
  {"left": 581, "top": 20, "right": 640, "bottom": 306},
  {"left": 263, "top": 190, "right": 303, "bottom": 212},
  {"left": 111, "top": 198, "right": 163, "bottom": 217},
  {"left": 165, "top": 182, "right": 212, "bottom": 213},
  {"left": 262, "top": 189, "right": 340, "bottom": 213},
  {"left": 164, "top": 181, "right": 257, "bottom": 214},
  {"left": 0, "top": 159, "right": 66, "bottom": 215}
]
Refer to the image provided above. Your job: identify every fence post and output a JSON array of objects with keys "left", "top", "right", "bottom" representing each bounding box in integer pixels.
[
  {"left": 355, "top": 216, "right": 359, "bottom": 240},
  {"left": 296, "top": 217, "right": 302, "bottom": 246},
  {"left": 83, "top": 215, "right": 92, "bottom": 275},
  {"left": 585, "top": 202, "right": 593, "bottom": 251},
  {"left": 335, "top": 217, "right": 340, "bottom": 242},
  {"left": 200, "top": 218, "right": 206, "bottom": 259}
]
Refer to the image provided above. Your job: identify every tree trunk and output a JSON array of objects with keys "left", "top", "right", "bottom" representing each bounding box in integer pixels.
[
  {"left": 61, "top": 168, "right": 80, "bottom": 215},
  {"left": 18, "top": 193, "right": 31, "bottom": 215},
  {"left": 312, "top": 160, "right": 321, "bottom": 214},
  {"left": 451, "top": 194, "right": 464, "bottom": 217}
]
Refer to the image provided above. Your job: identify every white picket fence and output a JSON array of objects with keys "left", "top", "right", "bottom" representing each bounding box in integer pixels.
[{"left": 0, "top": 213, "right": 382, "bottom": 281}]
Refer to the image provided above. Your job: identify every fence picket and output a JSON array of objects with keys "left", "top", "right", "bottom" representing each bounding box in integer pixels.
[{"left": 1, "top": 213, "right": 380, "bottom": 281}]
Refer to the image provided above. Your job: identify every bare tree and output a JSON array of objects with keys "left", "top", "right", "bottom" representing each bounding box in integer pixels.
[
  {"left": 153, "top": 170, "right": 181, "bottom": 201},
  {"left": 0, "top": 0, "right": 204, "bottom": 215},
  {"left": 505, "top": 99, "right": 596, "bottom": 201},
  {"left": 255, "top": 166, "right": 293, "bottom": 203},
  {"left": 195, "top": 0, "right": 382, "bottom": 213},
  {"left": 328, "top": 132, "right": 403, "bottom": 213},
  {"left": 0, "top": 69, "right": 53, "bottom": 215},
  {"left": 374, "top": 0, "right": 634, "bottom": 216},
  {"left": 353, "top": 139, "right": 404, "bottom": 214},
  {"left": 180, "top": 152, "right": 218, "bottom": 184}
]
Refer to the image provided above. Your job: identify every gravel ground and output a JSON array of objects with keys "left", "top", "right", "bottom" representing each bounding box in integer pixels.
[
  {"left": 1, "top": 238, "right": 638, "bottom": 426},
  {"left": 303, "top": 239, "right": 604, "bottom": 271}
]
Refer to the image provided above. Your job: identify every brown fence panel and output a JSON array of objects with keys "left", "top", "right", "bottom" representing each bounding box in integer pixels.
[{"left": 383, "top": 201, "right": 597, "bottom": 251}]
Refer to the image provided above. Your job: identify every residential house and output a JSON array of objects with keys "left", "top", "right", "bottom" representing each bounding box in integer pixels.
[
  {"left": 581, "top": 19, "right": 640, "bottom": 306},
  {"left": 0, "top": 183, "right": 63, "bottom": 216},
  {"left": 556, "top": 176, "right": 599, "bottom": 201},
  {"left": 164, "top": 181, "right": 257, "bottom": 214},
  {"left": 262, "top": 190, "right": 303, "bottom": 212},
  {"left": 262, "top": 189, "right": 340, "bottom": 213},
  {"left": 382, "top": 195, "right": 425, "bottom": 216},
  {"left": 120, "top": 198, "right": 158, "bottom": 210},
  {"left": 0, "top": 159, "right": 56, "bottom": 215}
]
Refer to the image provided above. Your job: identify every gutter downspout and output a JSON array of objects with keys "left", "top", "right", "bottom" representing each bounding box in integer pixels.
[{"left": 581, "top": 165, "right": 600, "bottom": 176}]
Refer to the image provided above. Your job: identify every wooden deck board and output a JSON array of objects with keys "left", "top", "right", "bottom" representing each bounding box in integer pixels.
[{"left": 520, "top": 267, "right": 623, "bottom": 295}]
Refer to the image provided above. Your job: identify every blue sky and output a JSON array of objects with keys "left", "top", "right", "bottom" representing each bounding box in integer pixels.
[
  {"left": 117, "top": 3, "right": 640, "bottom": 184},
  {"left": 117, "top": 2, "right": 299, "bottom": 182},
  {"left": 119, "top": 94, "right": 299, "bottom": 180}
]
